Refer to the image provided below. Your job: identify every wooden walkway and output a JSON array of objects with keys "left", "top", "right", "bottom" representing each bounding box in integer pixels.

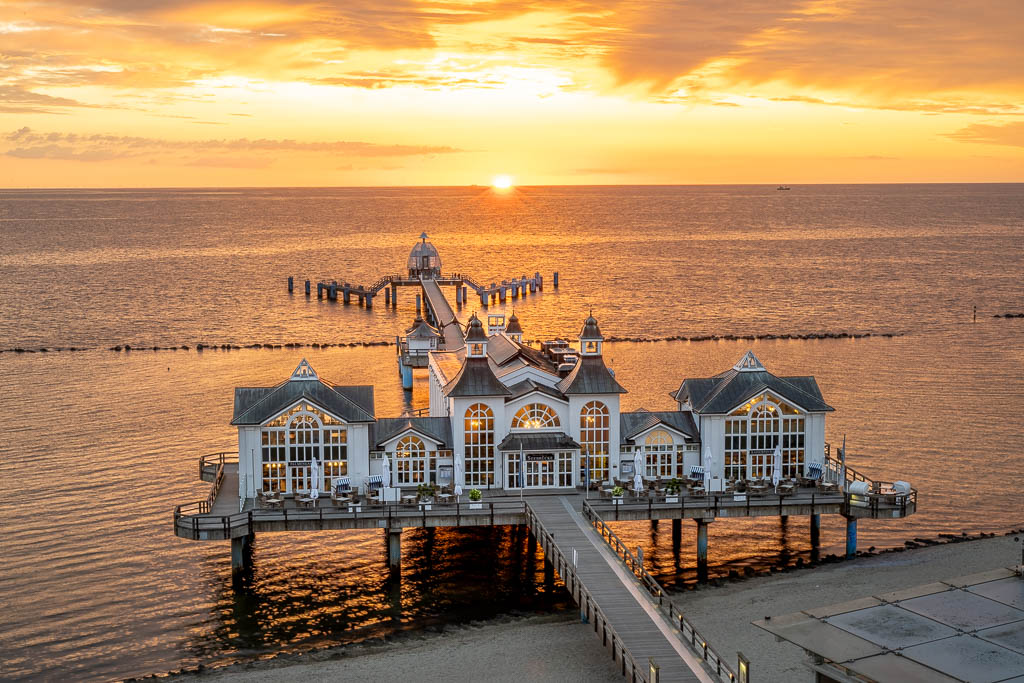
[
  {"left": 526, "top": 496, "right": 710, "bottom": 683},
  {"left": 419, "top": 277, "right": 464, "bottom": 349}
]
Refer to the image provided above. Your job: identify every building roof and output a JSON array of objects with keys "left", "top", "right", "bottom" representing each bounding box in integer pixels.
[
  {"left": 620, "top": 410, "right": 699, "bottom": 442},
  {"left": 672, "top": 352, "right": 833, "bottom": 414},
  {"left": 504, "top": 379, "right": 567, "bottom": 403},
  {"left": 406, "top": 316, "right": 440, "bottom": 339},
  {"left": 443, "top": 357, "right": 512, "bottom": 397},
  {"left": 464, "top": 314, "right": 489, "bottom": 342},
  {"left": 408, "top": 233, "right": 441, "bottom": 271},
  {"left": 579, "top": 314, "right": 604, "bottom": 341},
  {"left": 371, "top": 417, "right": 452, "bottom": 448},
  {"left": 556, "top": 355, "right": 627, "bottom": 395},
  {"left": 497, "top": 431, "right": 581, "bottom": 451},
  {"left": 505, "top": 312, "right": 523, "bottom": 335},
  {"left": 231, "top": 363, "right": 376, "bottom": 425},
  {"left": 754, "top": 567, "right": 1024, "bottom": 683}
]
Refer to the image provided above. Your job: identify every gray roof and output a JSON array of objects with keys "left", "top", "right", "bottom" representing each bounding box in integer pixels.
[
  {"left": 406, "top": 317, "right": 440, "bottom": 339},
  {"left": 497, "top": 431, "right": 581, "bottom": 451},
  {"left": 465, "top": 314, "right": 488, "bottom": 342},
  {"left": 232, "top": 378, "right": 375, "bottom": 425},
  {"left": 673, "top": 369, "right": 833, "bottom": 414},
  {"left": 371, "top": 417, "right": 452, "bottom": 448},
  {"left": 556, "top": 355, "right": 627, "bottom": 395},
  {"left": 579, "top": 315, "right": 604, "bottom": 340},
  {"left": 504, "top": 379, "right": 566, "bottom": 403},
  {"left": 487, "top": 334, "right": 521, "bottom": 365},
  {"left": 443, "top": 357, "right": 512, "bottom": 397},
  {"left": 620, "top": 410, "right": 699, "bottom": 443},
  {"left": 505, "top": 313, "right": 523, "bottom": 335}
]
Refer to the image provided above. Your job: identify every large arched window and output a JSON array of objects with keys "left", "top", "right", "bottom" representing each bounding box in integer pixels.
[
  {"left": 464, "top": 403, "right": 495, "bottom": 486},
  {"left": 512, "top": 403, "right": 560, "bottom": 429},
  {"left": 725, "top": 394, "right": 804, "bottom": 479},
  {"left": 643, "top": 429, "right": 676, "bottom": 478},
  {"left": 580, "top": 401, "right": 609, "bottom": 482},
  {"left": 394, "top": 435, "right": 430, "bottom": 485}
]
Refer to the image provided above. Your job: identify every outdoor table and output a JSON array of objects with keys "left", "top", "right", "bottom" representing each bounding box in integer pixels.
[
  {"left": 297, "top": 496, "right": 315, "bottom": 508},
  {"left": 265, "top": 498, "right": 283, "bottom": 508},
  {"left": 437, "top": 493, "right": 452, "bottom": 503}
]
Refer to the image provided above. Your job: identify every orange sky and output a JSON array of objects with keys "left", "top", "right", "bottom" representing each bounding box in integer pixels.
[{"left": 1, "top": 0, "right": 1022, "bottom": 187}]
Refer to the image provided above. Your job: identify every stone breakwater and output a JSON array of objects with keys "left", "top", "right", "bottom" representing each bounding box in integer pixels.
[{"left": 0, "top": 330, "right": 906, "bottom": 355}]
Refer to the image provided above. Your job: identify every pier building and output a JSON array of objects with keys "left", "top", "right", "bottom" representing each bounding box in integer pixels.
[{"left": 175, "top": 313, "right": 918, "bottom": 682}]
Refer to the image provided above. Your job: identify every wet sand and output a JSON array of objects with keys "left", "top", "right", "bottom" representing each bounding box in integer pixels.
[{"left": 675, "top": 534, "right": 1021, "bottom": 682}]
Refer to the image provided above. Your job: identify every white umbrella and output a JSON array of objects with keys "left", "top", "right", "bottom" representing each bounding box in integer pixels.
[
  {"left": 703, "top": 446, "right": 713, "bottom": 490},
  {"left": 634, "top": 452, "right": 645, "bottom": 481},
  {"left": 771, "top": 444, "right": 782, "bottom": 487},
  {"left": 454, "top": 454, "right": 464, "bottom": 501},
  {"left": 381, "top": 453, "right": 392, "bottom": 488}
]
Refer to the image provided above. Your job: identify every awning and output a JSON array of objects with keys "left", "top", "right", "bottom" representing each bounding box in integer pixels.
[{"left": 497, "top": 432, "right": 580, "bottom": 452}]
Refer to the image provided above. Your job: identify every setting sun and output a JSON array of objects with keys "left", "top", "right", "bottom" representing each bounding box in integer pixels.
[{"left": 492, "top": 175, "right": 514, "bottom": 190}]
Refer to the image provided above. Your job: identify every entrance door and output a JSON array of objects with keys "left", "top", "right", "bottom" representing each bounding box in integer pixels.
[
  {"left": 525, "top": 457, "right": 556, "bottom": 488},
  {"left": 289, "top": 461, "right": 312, "bottom": 493}
]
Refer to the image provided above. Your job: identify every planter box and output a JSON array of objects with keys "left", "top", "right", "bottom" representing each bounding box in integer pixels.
[
  {"left": 419, "top": 503, "right": 432, "bottom": 511},
  {"left": 613, "top": 498, "right": 624, "bottom": 505},
  {"left": 348, "top": 504, "right": 361, "bottom": 512},
  {"left": 469, "top": 503, "right": 483, "bottom": 510},
  {"left": 665, "top": 496, "right": 679, "bottom": 504},
  {"left": 733, "top": 494, "right": 746, "bottom": 502}
]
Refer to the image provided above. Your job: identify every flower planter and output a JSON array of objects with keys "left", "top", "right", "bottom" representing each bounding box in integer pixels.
[
  {"left": 613, "top": 497, "right": 624, "bottom": 505},
  {"left": 469, "top": 503, "right": 483, "bottom": 510},
  {"left": 419, "top": 502, "right": 432, "bottom": 511},
  {"left": 665, "top": 496, "right": 679, "bottom": 504}
]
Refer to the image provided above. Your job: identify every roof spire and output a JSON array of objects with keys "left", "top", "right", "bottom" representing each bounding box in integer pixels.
[
  {"left": 733, "top": 350, "right": 765, "bottom": 372},
  {"left": 290, "top": 359, "right": 319, "bottom": 381}
]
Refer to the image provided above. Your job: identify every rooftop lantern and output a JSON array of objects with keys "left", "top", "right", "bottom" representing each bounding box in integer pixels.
[
  {"left": 465, "top": 313, "right": 488, "bottom": 358},
  {"left": 505, "top": 311, "right": 523, "bottom": 343},
  {"left": 578, "top": 312, "right": 604, "bottom": 356}
]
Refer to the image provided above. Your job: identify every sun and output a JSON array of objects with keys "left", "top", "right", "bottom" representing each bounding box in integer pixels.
[{"left": 491, "top": 174, "right": 514, "bottom": 190}]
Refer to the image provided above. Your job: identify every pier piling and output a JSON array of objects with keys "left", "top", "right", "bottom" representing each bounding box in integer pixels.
[
  {"left": 329, "top": 284, "right": 337, "bottom": 301},
  {"left": 387, "top": 529, "right": 402, "bottom": 573},
  {"left": 553, "top": 271, "right": 559, "bottom": 288},
  {"left": 671, "top": 518, "right": 682, "bottom": 548},
  {"left": 305, "top": 280, "right": 310, "bottom": 296},
  {"left": 366, "top": 293, "right": 373, "bottom": 309},
  {"left": 810, "top": 513, "right": 821, "bottom": 547},
  {"left": 385, "top": 288, "right": 391, "bottom": 305},
  {"left": 343, "top": 288, "right": 351, "bottom": 304},
  {"left": 391, "top": 286, "right": 397, "bottom": 307},
  {"left": 845, "top": 516, "right": 857, "bottom": 558},
  {"left": 696, "top": 519, "right": 712, "bottom": 582},
  {"left": 231, "top": 533, "right": 254, "bottom": 582},
  {"left": 288, "top": 276, "right": 293, "bottom": 292},
  {"left": 400, "top": 363, "right": 413, "bottom": 389},
  {"left": 317, "top": 283, "right": 324, "bottom": 299}
]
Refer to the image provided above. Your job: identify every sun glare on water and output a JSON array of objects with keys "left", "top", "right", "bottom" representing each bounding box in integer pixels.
[{"left": 491, "top": 175, "right": 514, "bottom": 190}]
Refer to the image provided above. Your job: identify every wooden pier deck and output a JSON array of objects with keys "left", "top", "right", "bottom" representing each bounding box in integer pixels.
[
  {"left": 419, "top": 277, "right": 464, "bottom": 349},
  {"left": 525, "top": 495, "right": 711, "bottom": 682}
]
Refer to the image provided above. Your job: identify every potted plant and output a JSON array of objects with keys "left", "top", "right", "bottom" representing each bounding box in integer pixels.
[
  {"left": 611, "top": 485, "right": 625, "bottom": 504},
  {"left": 664, "top": 478, "right": 681, "bottom": 503},
  {"left": 468, "top": 488, "right": 482, "bottom": 509},
  {"left": 417, "top": 483, "right": 435, "bottom": 510}
]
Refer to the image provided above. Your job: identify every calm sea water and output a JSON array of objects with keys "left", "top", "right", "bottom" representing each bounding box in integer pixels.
[{"left": 1, "top": 185, "right": 1023, "bottom": 681}]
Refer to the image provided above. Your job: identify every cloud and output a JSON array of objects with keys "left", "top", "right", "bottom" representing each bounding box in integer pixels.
[
  {"left": 0, "top": 85, "right": 94, "bottom": 113},
  {"left": 944, "top": 121, "right": 1024, "bottom": 148},
  {"left": 2, "top": 127, "right": 465, "bottom": 164}
]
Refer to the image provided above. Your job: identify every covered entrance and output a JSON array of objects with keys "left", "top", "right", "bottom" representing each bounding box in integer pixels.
[{"left": 498, "top": 432, "right": 580, "bottom": 490}]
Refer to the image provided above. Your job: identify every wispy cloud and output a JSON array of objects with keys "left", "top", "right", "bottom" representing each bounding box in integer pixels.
[{"left": 944, "top": 121, "right": 1024, "bottom": 148}]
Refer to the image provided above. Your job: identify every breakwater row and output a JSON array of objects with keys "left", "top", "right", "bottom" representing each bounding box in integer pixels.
[
  {"left": 994, "top": 312, "right": 1024, "bottom": 318},
  {"left": 0, "top": 329, "right": 906, "bottom": 355}
]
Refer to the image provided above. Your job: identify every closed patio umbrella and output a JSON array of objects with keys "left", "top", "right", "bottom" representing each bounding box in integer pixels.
[
  {"left": 771, "top": 444, "right": 782, "bottom": 487},
  {"left": 454, "top": 454, "right": 463, "bottom": 501},
  {"left": 634, "top": 452, "right": 645, "bottom": 481},
  {"left": 310, "top": 456, "right": 320, "bottom": 501},
  {"left": 703, "top": 446, "right": 713, "bottom": 491},
  {"left": 381, "top": 453, "right": 392, "bottom": 489},
  {"left": 633, "top": 472, "right": 644, "bottom": 495}
]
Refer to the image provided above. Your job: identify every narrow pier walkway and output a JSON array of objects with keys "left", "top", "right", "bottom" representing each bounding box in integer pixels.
[
  {"left": 419, "top": 277, "right": 463, "bottom": 349},
  {"left": 526, "top": 496, "right": 710, "bottom": 683}
]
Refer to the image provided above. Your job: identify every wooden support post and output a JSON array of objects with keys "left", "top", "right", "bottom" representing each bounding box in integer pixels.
[
  {"left": 343, "top": 287, "right": 351, "bottom": 304},
  {"left": 329, "top": 284, "right": 337, "bottom": 301},
  {"left": 288, "top": 276, "right": 293, "bottom": 292},
  {"left": 499, "top": 287, "right": 506, "bottom": 303},
  {"left": 385, "top": 287, "right": 391, "bottom": 305},
  {"left": 553, "top": 271, "right": 559, "bottom": 288},
  {"left": 366, "top": 293, "right": 373, "bottom": 308},
  {"left": 317, "top": 283, "right": 324, "bottom": 299},
  {"left": 416, "top": 293, "right": 421, "bottom": 315},
  {"left": 304, "top": 279, "right": 310, "bottom": 296},
  {"left": 810, "top": 513, "right": 821, "bottom": 547},
  {"left": 455, "top": 286, "right": 462, "bottom": 305},
  {"left": 231, "top": 533, "right": 254, "bottom": 584},
  {"left": 391, "top": 285, "right": 397, "bottom": 307},
  {"left": 845, "top": 515, "right": 857, "bottom": 558},
  {"left": 358, "top": 293, "right": 364, "bottom": 306},
  {"left": 480, "top": 292, "right": 488, "bottom": 307},
  {"left": 461, "top": 286, "right": 467, "bottom": 303},
  {"left": 387, "top": 529, "right": 402, "bottom": 573},
  {"left": 696, "top": 519, "right": 712, "bottom": 582},
  {"left": 536, "top": 272, "right": 542, "bottom": 290}
]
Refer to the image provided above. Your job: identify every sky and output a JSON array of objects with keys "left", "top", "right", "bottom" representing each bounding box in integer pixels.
[{"left": 1, "top": 0, "right": 1022, "bottom": 187}]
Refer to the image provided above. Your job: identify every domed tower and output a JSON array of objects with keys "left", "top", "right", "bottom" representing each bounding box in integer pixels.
[
  {"left": 504, "top": 311, "right": 523, "bottom": 343},
  {"left": 408, "top": 232, "right": 442, "bottom": 279}
]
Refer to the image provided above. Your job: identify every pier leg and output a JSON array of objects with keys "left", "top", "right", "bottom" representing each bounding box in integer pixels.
[
  {"left": 416, "top": 293, "right": 421, "bottom": 315},
  {"left": 553, "top": 271, "right": 559, "bottom": 288},
  {"left": 810, "top": 513, "right": 821, "bottom": 548},
  {"left": 329, "top": 284, "right": 337, "bottom": 301},
  {"left": 231, "top": 533, "right": 254, "bottom": 585},
  {"left": 845, "top": 516, "right": 857, "bottom": 558},
  {"left": 400, "top": 363, "right": 413, "bottom": 390},
  {"left": 366, "top": 293, "right": 373, "bottom": 308},
  {"left": 455, "top": 287, "right": 462, "bottom": 305},
  {"left": 461, "top": 286, "right": 467, "bottom": 303},
  {"left": 317, "top": 283, "right": 324, "bottom": 299},
  {"left": 288, "top": 276, "right": 293, "bottom": 292},
  {"left": 499, "top": 287, "right": 506, "bottom": 303},
  {"left": 387, "top": 529, "right": 402, "bottom": 574},
  {"left": 544, "top": 556, "right": 554, "bottom": 590},
  {"left": 696, "top": 519, "right": 712, "bottom": 583},
  {"left": 305, "top": 280, "right": 310, "bottom": 296},
  {"left": 672, "top": 518, "right": 682, "bottom": 547},
  {"left": 391, "top": 286, "right": 397, "bottom": 307},
  {"left": 385, "top": 288, "right": 390, "bottom": 305},
  {"left": 480, "top": 292, "right": 488, "bottom": 307}
]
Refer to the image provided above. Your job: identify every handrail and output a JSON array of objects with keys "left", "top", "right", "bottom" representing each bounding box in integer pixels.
[
  {"left": 581, "top": 500, "right": 737, "bottom": 682},
  {"left": 523, "top": 504, "right": 649, "bottom": 683}
]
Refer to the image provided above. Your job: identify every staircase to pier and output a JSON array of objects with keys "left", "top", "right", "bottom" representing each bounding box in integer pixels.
[{"left": 525, "top": 496, "right": 710, "bottom": 683}]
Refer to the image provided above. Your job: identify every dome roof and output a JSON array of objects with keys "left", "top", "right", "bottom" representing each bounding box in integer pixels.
[
  {"left": 465, "top": 313, "right": 489, "bottom": 342},
  {"left": 408, "top": 232, "right": 441, "bottom": 272},
  {"left": 579, "top": 314, "right": 603, "bottom": 341},
  {"left": 505, "top": 312, "right": 523, "bottom": 335}
]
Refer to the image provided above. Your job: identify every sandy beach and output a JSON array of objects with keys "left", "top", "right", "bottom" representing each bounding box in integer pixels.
[{"left": 676, "top": 533, "right": 1022, "bottom": 682}]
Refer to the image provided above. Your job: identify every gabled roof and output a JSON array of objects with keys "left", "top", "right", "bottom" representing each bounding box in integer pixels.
[
  {"left": 556, "top": 355, "right": 627, "bottom": 395},
  {"left": 406, "top": 316, "right": 440, "bottom": 339},
  {"left": 504, "top": 379, "right": 567, "bottom": 403},
  {"left": 443, "top": 357, "right": 512, "bottom": 397},
  {"left": 497, "top": 431, "right": 581, "bottom": 452},
  {"left": 231, "top": 375, "right": 376, "bottom": 425},
  {"left": 371, "top": 417, "right": 452, "bottom": 448},
  {"left": 620, "top": 410, "right": 699, "bottom": 443},
  {"left": 672, "top": 357, "right": 833, "bottom": 414}
]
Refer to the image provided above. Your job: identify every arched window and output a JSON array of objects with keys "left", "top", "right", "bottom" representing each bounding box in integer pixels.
[
  {"left": 643, "top": 429, "right": 676, "bottom": 478},
  {"left": 394, "top": 435, "right": 429, "bottom": 485},
  {"left": 580, "top": 401, "right": 609, "bottom": 482},
  {"left": 464, "top": 403, "right": 495, "bottom": 486},
  {"left": 512, "top": 403, "right": 560, "bottom": 429},
  {"left": 725, "top": 394, "right": 804, "bottom": 479}
]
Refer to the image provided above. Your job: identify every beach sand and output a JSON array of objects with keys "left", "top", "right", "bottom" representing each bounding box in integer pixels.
[
  {"left": 674, "top": 534, "right": 1022, "bottom": 682},
  {"left": 171, "top": 614, "right": 623, "bottom": 683},
  {"left": 169, "top": 534, "right": 1021, "bottom": 683}
]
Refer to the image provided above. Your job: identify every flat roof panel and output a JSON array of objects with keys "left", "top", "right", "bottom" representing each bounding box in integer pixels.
[
  {"left": 968, "top": 577, "right": 1024, "bottom": 611},
  {"left": 977, "top": 620, "right": 1024, "bottom": 655},
  {"left": 803, "top": 596, "right": 882, "bottom": 619},
  {"left": 901, "top": 590, "right": 1024, "bottom": 631},
  {"left": 754, "top": 616, "right": 883, "bottom": 663},
  {"left": 845, "top": 652, "right": 961, "bottom": 683},
  {"left": 827, "top": 604, "right": 958, "bottom": 649},
  {"left": 902, "top": 633, "right": 1024, "bottom": 683},
  {"left": 873, "top": 582, "right": 951, "bottom": 603}
]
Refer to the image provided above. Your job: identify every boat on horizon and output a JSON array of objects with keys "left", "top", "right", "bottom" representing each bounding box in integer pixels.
[{"left": 777, "top": 185, "right": 791, "bottom": 190}]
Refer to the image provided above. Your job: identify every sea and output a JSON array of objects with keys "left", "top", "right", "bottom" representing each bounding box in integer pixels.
[{"left": 1, "top": 184, "right": 1022, "bottom": 681}]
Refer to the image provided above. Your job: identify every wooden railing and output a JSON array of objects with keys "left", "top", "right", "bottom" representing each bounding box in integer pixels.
[
  {"left": 523, "top": 504, "right": 650, "bottom": 683},
  {"left": 199, "top": 451, "right": 235, "bottom": 480},
  {"left": 582, "top": 501, "right": 738, "bottom": 683}
]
